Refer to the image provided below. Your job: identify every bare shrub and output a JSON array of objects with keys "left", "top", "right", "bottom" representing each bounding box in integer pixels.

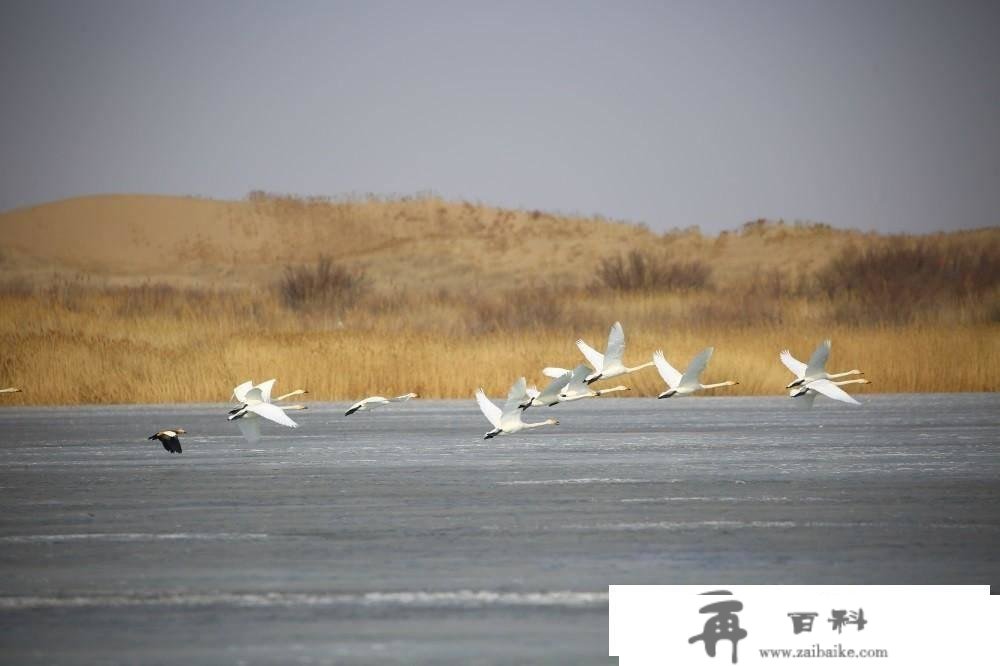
[
  {"left": 814, "top": 239, "right": 1000, "bottom": 324},
  {"left": 594, "top": 250, "right": 712, "bottom": 292},
  {"left": 277, "top": 256, "right": 368, "bottom": 312},
  {"left": 464, "top": 288, "right": 565, "bottom": 335}
]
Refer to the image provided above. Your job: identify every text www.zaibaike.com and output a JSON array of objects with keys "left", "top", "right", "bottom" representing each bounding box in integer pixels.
[{"left": 758, "top": 644, "right": 889, "bottom": 659}]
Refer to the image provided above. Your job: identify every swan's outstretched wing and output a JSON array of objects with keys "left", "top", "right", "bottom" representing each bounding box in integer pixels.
[
  {"left": 232, "top": 380, "right": 253, "bottom": 403},
  {"left": 504, "top": 377, "right": 530, "bottom": 412},
  {"left": 680, "top": 347, "right": 714, "bottom": 388},
  {"left": 779, "top": 350, "right": 807, "bottom": 379},
  {"left": 246, "top": 401, "right": 300, "bottom": 427},
  {"left": 475, "top": 389, "right": 502, "bottom": 428},
  {"left": 536, "top": 371, "right": 572, "bottom": 404},
  {"left": 602, "top": 321, "right": 625, "bottom": 367},
  {"left": 255, "top": 379, "right": 277, "bottom": 403},
  {"left": 576, "top": 339, "right": 605, "bottom": 370},
  {"left": 653, "top": 350, "right": 683, "bottom": 389},
  {"left": 542, "top": 366, "right": 570, "bottom": 378},
  {"left": 805, "top": 340, "right": 831, "bottom": 378},
  {"left": 805, "top": 378, "right": 861, "bottom": 405},
  {"left": 562, "top": 364, "right": 593, "bottom": 397},
  {"left": 243, "top": 387, "right": 264, "bottom": 405},
  {"left": 235, "top": 416, "right": 261, "bottom": 443}
]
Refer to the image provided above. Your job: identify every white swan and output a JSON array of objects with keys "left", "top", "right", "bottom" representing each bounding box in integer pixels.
[
  {"left": 558, "top": 364, "right": 630, "bottom": 402},
  {"left": 524, "top": 372, "right": 574, "bottom": 408},
  {"left": 544, "top": 321, "right": 654, "bottom": 384},
  {"left": 345, "top": 392, "right": 418, "bottom": 416},
  {"left": 653, "top": 347, "right": 738, "bottom": 398},
  {"left": 232, "top": 379, "right": 308, "bottom": 404},
  {"left": 1, "top": 387, "right": 22, "bottom": 394},
  {"left": 780, "top": 340, "right": 863, "bottom": 389},
  {"left": 229, "top": 380, "right": 304, "bottom": 443},
  {"left": 791, "top": 378, "right": 871, "bottom": 407},
  {"left": 475, "top": 378, "right": 558, "bottom": 439}
]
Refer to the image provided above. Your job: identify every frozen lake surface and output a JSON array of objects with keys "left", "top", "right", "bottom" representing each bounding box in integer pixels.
[{"left": 1, "top": 394, "right": 998, "bottom": 663}]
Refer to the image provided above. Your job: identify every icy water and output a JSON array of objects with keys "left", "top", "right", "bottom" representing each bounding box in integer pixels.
[{"left": 0, "top": 394, "right": 998, "bottom": 664}]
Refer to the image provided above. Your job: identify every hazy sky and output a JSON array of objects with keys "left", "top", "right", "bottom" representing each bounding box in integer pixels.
[{"left": 1, "top": 1, "right": 998, "bottom": 233}]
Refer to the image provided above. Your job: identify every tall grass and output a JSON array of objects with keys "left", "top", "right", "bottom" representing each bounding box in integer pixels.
[{"left": 0, "top": 277, "right": 996, "bottom": 405}]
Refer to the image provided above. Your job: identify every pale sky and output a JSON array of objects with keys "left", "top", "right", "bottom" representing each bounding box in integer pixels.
[{"left": 1, "top": 0, "right": 998, "bottom": 233}]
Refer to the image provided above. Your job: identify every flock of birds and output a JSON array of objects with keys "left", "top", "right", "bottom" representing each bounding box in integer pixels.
[{"left": 2, "top": 322, "right": 870, "bottom": 454}]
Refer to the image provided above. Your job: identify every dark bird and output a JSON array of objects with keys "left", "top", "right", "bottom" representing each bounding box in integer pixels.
[{"left": 149, "top": 429, "right": 186, "bottom": 454}]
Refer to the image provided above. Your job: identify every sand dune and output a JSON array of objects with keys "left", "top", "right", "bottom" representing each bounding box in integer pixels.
[{"left": 5, "top": 192, "right": 975, "bottom": 291}]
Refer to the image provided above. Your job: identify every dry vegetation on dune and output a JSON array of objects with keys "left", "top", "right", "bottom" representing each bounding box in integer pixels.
[{"left": 0, "top": 193, "right": 997, "bottom": 404}]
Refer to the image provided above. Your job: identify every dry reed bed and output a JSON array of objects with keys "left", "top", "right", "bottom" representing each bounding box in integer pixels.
[{"left": 0, "top": 285, "right": 996, "bottom": 405}]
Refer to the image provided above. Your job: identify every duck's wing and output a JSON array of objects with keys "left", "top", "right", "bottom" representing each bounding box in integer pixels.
[
  {"left": 653, "top": 350, "right": 683, "bottom": 389},
  {"left": 475, "top": 389, "right": 502, "bottom": 429}
]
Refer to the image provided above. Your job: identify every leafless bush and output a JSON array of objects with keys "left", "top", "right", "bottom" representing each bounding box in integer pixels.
[
  {"left": 277, "top": 256, "right": 368, "bottom": 312},
  {"left": 814, "top": 239, "right": 1000, "bottom": 324},
  {"left": 594, "top": 250, "right": 712, "bottom": 292},
  {"left": 464, "top": 288, "right": 565, "bottom": 335}
]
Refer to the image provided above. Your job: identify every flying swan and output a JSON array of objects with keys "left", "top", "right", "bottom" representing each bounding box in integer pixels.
[
  {"left": 653, "top": 347, "right": 738, "bottom": 398},
  {"left": 558, "top": 364, "right": 630, "bottom": 402},
  {"left": 790, "top": 378, "right": 871, "bottom": 407},
  {"left": 345, "top": 392, "right": 419, "bottom": 416},
  {"left": 780, "top": 340, "right": 863, "bottom": 389},
  {"left": 229, "top": 380, "right": 305, "bottom": 443},
  {"left": 543, "top": 321, "right": 654, "bottom": 384},
  {"left": 475, "top": 378, "right": 558, "bottom": 439}
]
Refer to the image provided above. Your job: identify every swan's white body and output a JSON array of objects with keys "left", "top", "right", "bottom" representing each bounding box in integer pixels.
[
  {"left": 475, "top": 378, "right": 558, "bottom": 439},
  {"left": 791, "top": 378, "right": 870, "bottom": 407},
  {"left": 229, "top": 379, "right": 304, "bottom": 443},
  {"left": 525, "top": 372, "right": 574, "bottom": 408},
  {"left": 545, "top": 321, "right": 654, "bottom": 384},
  {"left": 345, "top": 392, "right": 418, "bottom": 416},
  {"left": 557, "top": 364, "right": 630, "bottom": 402},
  {"left": 653, "top": 347, "right": 738, "bottom": 398},
  {"left": 781, "top": 340, "right": 863, "bottom": 389}
]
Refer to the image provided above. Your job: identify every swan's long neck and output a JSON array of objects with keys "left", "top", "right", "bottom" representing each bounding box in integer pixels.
[
  {"left": 595, "top": 385, "right": 629, "bottom": 396},
  {"left": 274, "top": 389, "right": 307, "bottom": 401},
  {"left": 828, "top": 370, "right": 862, "bottom": 379},
  {"left": 832, "top": 378, "right": 870, "bottom": 387},
  {"left": 523, "top": 419, "right": 558, "bottom": 429},
  {"left": 282, "top": 404, "right": 308, "bottom": 411},
  {"left": 626, "top": 361, "right": 656, "bottom": 373},
  {"left": 700, "top": 380, "right": 737, "bottom": 390}
]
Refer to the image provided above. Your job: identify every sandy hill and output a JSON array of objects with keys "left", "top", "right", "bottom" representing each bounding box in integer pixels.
[{"left": 0, "top": 193, "right": 995, "bottom": 291}]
